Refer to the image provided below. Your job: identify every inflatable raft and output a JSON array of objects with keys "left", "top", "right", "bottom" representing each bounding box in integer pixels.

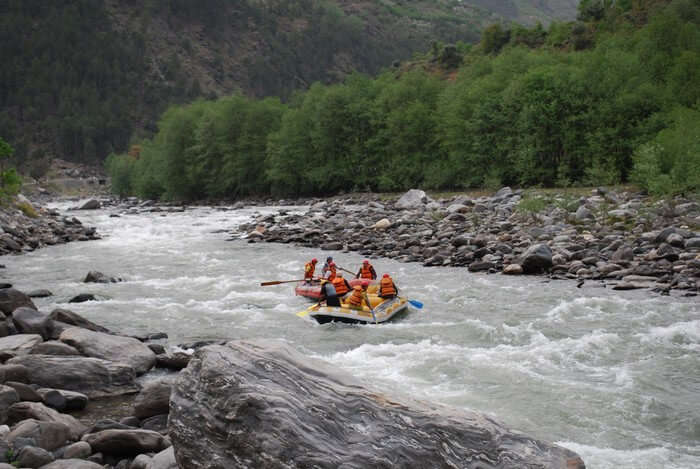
[
  {"left": 294, "top": 281, "right": 323, "bottom": 300},
  {"left": 296, "top": 279, "right": 379, "bottom": 300},
  {"left": 301, "top": 295, "right": 409, "bottom": 325}
]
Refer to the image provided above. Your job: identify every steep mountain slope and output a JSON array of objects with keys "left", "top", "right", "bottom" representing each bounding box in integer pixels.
[{"left": 1, "top": 0, "right": 579, "bottom": 168}]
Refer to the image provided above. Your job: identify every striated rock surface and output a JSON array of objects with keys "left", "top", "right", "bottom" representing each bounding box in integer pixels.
[{"left": 170, "top": 340, "right": 585, "bottom": 469}]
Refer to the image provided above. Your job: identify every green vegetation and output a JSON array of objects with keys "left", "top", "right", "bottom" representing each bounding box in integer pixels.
[
  {"left": 0, "top": 137, "right": 21, "bottom": 201},
  {"left": 107, "top": 0, "right": 699, "bottom": 199},
  {"left": 1, "top": 0, "right": 505, "bottom": 169}
]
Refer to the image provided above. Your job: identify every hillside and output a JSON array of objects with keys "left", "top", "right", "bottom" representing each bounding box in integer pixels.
[{"left": 0, "top": 0, "right": 578, "bottom": 170}]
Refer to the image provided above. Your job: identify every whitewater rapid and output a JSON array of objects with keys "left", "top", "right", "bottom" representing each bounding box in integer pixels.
[{"left": 2, "top": 203, "right": 698, "bottom": 469}]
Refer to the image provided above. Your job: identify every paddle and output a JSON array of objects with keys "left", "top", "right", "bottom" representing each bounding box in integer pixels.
[
  {"left": 364, "top": 292, "right": 378, "bottom": 324},
  {"left": 337, "top": 266, "right": 356, "bottom": 277},
  {"left": 408, "top": 299, "right": 423, "bottom": 309},
  {"left": 296, "top": 301, "right": 322, "bottom": 318},
  {"left": 261, "top": 279, "right": 308, "bottom": 286}
]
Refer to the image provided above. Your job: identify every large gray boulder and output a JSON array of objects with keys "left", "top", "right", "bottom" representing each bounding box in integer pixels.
[
  {"left": 0, "top": 288, "right": 36, "bottom": 315},
  {"left": 59, "top": 328, "right": 156, "bottom": 375},
  {"left": 395, "top": 189, "right": 428, "bottom": 209},
  {"left": 6, "top": 419, "right": 71, "bottom": 451},
  {"left": 6, "top": 402, "right": 87, "bottom": 440},
  {"left": 11, "top": 307, "right": 53, "bottom": 340},
  {"left": 520, "top": 243, "right": 554, "bottom": 274},
  {"left": 30, "top": 341, "right": 80, "bottom": 356},
  {"left": 169, "top": 340, "right": 585, "bottom": 469},
  {"left": 7, "top": 355, "right": 139, "bottom": 398},
  {"left": 81, "top": 429, "right": 168, "bottom": 456},
  {"left": 48, "top": 309, "right": 109, "bottom": 333},
  {"left": 147, "top": 446, "right": 177, "bottom": 469},
  {"left": 0, "top": 385, "right": 19, "bottom": 424},
  {"left": 133, "top": 377, "right": 174, "bottom": 419},
  {"left": 0, "top": 334, "right": 43, "bottom": 355},
  {"left": 35, "top": 459, "right": 104, "bottom": 469}
]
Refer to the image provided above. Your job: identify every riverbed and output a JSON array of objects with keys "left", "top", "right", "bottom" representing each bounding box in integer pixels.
[{"left": 2, "top": 203, "right": 698, "bottom": 469}]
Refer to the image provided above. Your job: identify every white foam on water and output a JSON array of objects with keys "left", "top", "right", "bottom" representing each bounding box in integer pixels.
[
  {"left": 636, "top": 320, "right": 700, "bottom": 351},
  {"left": 559, "top": 441, "right": 700, "bottom": 469}
]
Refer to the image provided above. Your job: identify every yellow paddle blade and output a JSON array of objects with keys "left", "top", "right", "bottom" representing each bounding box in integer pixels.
[{"left": 296, "top": 309, "right": 310, "bottom": 317}]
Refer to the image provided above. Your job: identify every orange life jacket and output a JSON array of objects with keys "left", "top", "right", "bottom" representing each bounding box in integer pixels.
[
  {"left": 380, "top": 277, "right": 396, "bottom": 297},
  {"left": 359, "top": 264, "right": 374, "bottom": 279},
  {"left": 304, "top": 262, "right": 315, "bottom": 279},
  {"left": 328, "top": 264, "right": 337, "bottom": 281},
  {"left": 332, "top": 277, "right": 349, "bottom": 295},
  {"left": 346, "top": 286, "right": 364, "bottom": 307}
]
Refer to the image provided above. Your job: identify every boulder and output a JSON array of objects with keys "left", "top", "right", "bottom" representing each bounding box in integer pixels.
[
  {"left": 36, "top": 459, "right": 104, "bottom": 469},
  {"left": 83, "top": 271, "right": 118, "bottom": 283},
  {"left": 7, "top": 355, "right": 139, "bottom": 398},
  {"left": 133, "top": 377, "right": 174, "bottom": 419},
  {"left": 147, "top": 446, "right": 177, "bottom": 469},
  {"left": 0, "top": 334, "right": 43, "bottom": 355},
  {"left": 503, "top": 264, "right": 524, "bottom": 275},
  {"left": 520, "top": 243, "right": 553, "bottom": 274},
  {"left": 30, "top": 341, "right": 80, "bottom": 356},
  {"left": 11, "top": 307, "right": 53, "bottom": 340},
  {"left": 81, "top": 429, "right": 167, "bottom": 456},
  {"left": 48, "top": 308, "right": 109, "bottom": 333},
  {"left": 395, "top": 189, "right": 427, "bottom": 209},
  {"left": 6, "top": 419, "right": 71, "bottom": 451},
  {"left": 16, "top": 445, "right": 54, "bottom": 468},
  {"left": 78, "top": 199, "right": 101, "bottom": 210},
  {"left": 169, "top": 340, "right": 584, "bottom": 469},
  {"left": 6, "top": 402, "right": 87, "bottom": 440},
  {"left": 0, "top": 364, "right": 29, "bottom": 383},
  {"left": 371, "top": 218, "right": 391, "bottom": 230},
  {"left": 4, "top": 381, "right": 41, "bottom": 402},
  {"left": 27, "top": 289, "right": 52, "bottom": 298},
  {"left": 68, "top": 293, "right": 98, "bottom": 303},
  {"left": 61, "top": 440, "right": 92, "bottom": 459},
  {"left": 0, "top": 385, "right": 19, "bottom": 423},
  {"left": 0, "top": 288, "right": 36, "bottom": 314},
  {"left": 60, "top": 328, "right": 155, "bottom": 375},
  {"left": 37, "top": 388, "right": 88, "bottom": 411}
]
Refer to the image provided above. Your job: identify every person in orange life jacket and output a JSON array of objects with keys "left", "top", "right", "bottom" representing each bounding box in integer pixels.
[
  {"left": 331, "top": 273, "right": 351, "bottom": 297},
  {"left": 304, "top": 258, "right": 318, "bottom": 283},
  {"left": 324, "top": 261, "right": 337, "bottom": 281},
  {"left": 345, "top": 280, "right": 371, "bottom": 309},
  {"left": 321, "top": 256, "right": 334, "bottom": 277},
  {"left": 355, "top": 259, "right": 377, "bottom": 280},
  {"left": 378, "top": 273, "right": 398, "bottom": 299},
  {"left": 319, "top": 279, "right": 341, "bottom": 307}
]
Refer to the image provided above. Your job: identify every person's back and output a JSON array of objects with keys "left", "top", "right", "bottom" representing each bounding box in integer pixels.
[
  {"left": 332, "top": 274, "right": 350, "bottom": 296},
  {"left": 304, "top": 258, "right": 318, "bottom": 282},
  {"left": 345, "top": 285, "right": 365, "bottom": 309},
  {"left": 322, "top": 281, "right": 340, "bottom": 307},
  {"left": 379, "top": 273, "right": 397, "bottom": 299}
]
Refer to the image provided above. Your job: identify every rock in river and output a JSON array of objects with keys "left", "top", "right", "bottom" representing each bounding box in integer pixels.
[
  {"left": 59, "top": 327, "right": 156, "bottom": 375},
  {"left": 169, "top": 339, "right": 585, "bottom": 469},
  {"left": 7, "top": 355, "right": 139, "bottom": 398}
]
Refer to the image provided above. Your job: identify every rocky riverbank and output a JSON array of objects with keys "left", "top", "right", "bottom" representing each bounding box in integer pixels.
[
  {"left": 237, "top": 187, "right": 700, "bottom": 296},
  {"left": 0, "top": 281, "right": 587, "bottom": 468},
  {"left": 0, "top": 196, "right": 100, "bottom": 256}
]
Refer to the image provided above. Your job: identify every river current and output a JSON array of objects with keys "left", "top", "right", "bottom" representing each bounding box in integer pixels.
[{"left": 3, "top": 203, "right": 698, "bottom": 469}]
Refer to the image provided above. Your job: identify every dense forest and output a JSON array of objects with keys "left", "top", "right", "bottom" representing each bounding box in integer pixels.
[
  {"left": 3, "top": 0, "right": 556, "bottom": 171},
  {"left": 106, "top": 0, "right": 700, "bottom": 198}
]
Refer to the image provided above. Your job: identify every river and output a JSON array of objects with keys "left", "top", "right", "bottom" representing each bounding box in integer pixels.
[{"left": 2, "top": 203, "right": 698, "bottom": 469}]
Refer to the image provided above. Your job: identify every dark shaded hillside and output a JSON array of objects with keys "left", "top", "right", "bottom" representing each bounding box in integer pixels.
[{"left": 1, "top": 0, "right": 578, "bottom": 169}]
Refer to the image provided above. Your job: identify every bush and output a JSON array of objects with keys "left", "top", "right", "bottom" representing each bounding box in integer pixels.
[
  {"left": 631, "top": 107, "right": 700, "bottom": 195},
  {"left": 16, "top": 200, "right": 38, "bottom": 218}
]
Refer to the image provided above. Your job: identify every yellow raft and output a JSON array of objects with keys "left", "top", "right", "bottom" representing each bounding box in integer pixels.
[{"left": 299, "top": 295, "right": 409, "bottom": 325}]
